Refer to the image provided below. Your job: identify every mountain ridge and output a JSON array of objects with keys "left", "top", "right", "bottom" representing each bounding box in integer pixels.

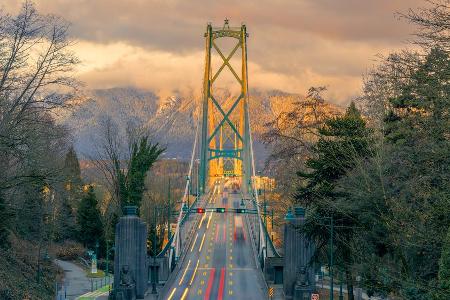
[{"left": 64, "top": 87, "right": 342, "bottom": 164}]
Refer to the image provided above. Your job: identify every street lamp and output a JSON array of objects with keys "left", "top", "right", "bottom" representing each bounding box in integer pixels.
[
  {"left": 105, "top": 240, "right": 114, "bottom": 277},
  {"left": 329, "top": 215, "right": 334, "bottom": 300},
  {"left": 319, "top": 215, "right": 335, "bottom": 300},
  {"left": 151, "top": 206, "right": 158, "bottom": 294},
  {"left": 182, "top": 202, "right": 189, "bottom": 213},
  {"left": 339, "top": 271, "right": 344, "bottom": 300},
  {"left": 95, "top": 240, "right": 99, "bottom": 260},
  {"left": 167, "top": 178, "right": 171, "bottom": 242}
]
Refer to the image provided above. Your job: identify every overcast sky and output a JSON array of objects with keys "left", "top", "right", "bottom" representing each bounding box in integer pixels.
[{"left": 2, "top": 0, "right": 425, "bottom": 106}]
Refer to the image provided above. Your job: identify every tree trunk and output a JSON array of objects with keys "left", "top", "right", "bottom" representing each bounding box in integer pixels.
[{"left": 346, "top": 268, "right": 354, "bottom": 300}]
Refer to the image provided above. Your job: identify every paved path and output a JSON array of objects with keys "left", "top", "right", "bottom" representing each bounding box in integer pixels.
[{"left": 55, "top": 259, "right": 92, "bottom": 300}]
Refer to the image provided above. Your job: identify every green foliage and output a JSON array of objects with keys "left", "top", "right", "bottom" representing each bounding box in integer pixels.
[
  {"left": 385, "top": 48, "right": 449, "bottom": 145},
  {"left": 54, "top": 146, "right": 83, "bottom": 241},
  {"left": 296, "top": 102, "right": 371, "bottom": 297},
  {"left": 16, "top": 177, "right": 46, "bottom": 241},
  {"left": 77, "top": 186, "right": 103, "bottom": 249},
  {"left": 115, "top": 136, "right": 164, "bottom": 210},
  {"left": 439, "top": 227, "right": 450, "bottom": 296},
  {"left": 147, "top": 224, "right": 164, "bottom": 257},
  {"left": 64, "top": 147, "right": 83, "bottom": 188},
  {"left": 55, "top": 196, "right": 76, "bottom": 241},
  {"left": 297, "top": 102, "right": 370, "bottom": 204},
  {"left": 0, "top": 193, "right": 10, "bottom": 248},
  {"left": 127, "top": 137, "right": 164, "bottom": 207},
  {"left": 332, "top": 48, "right": 450, "bottom": 298}
]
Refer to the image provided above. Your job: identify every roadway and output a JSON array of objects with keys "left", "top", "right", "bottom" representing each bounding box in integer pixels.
[{"left": 165, "top": 180, "right": 266, "bottom": 300}]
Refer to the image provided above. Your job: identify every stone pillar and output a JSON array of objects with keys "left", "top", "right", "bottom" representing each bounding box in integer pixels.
[
  {"left": 114, "top": 206, "right": 148, "bottom": 299},
  {"left": 283, "top": 207, "right": 315, "bottom": 300}
]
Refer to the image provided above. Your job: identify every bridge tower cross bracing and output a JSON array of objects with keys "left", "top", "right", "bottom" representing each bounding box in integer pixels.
[{"left": 199, "top": 20, "right": 252, "bottom": 194}]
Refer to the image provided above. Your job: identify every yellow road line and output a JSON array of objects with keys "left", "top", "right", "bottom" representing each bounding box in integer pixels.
[
  {"left": 167, "top": 288, "right": 177, "bottom": 300},
  {"left": 179, "top": 260, "right": 191, "bottom": 285},
  {"left": 180, "top": 288, "right": 189, "bottom": 300},
  {"left": 190, "top": 233, "right": 199, "bottom": 252},
  {"left": 199, "top": 233, "right": 206, "bottom": 252},
  {"left": 189, "top": 259, "right": 200, "bottom": 285},
  {"left": 198, "top": 213, "right": 206, "bottom": 229},
  {"left": 206, "top": 211, "right": 213, "bottom": 229}
]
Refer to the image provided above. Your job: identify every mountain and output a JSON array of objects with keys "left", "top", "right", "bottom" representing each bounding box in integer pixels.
[{"left": 64, "top": 87, "right": 341, "bottom": 166}]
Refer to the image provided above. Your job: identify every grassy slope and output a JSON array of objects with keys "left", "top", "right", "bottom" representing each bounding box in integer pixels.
[{"left": 0, "top": 236, "right": 61, "bottom": 300}]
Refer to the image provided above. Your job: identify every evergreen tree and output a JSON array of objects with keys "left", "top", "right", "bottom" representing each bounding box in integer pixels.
[
  {"left": 0, "top": 193, "right": 10, "bottom": 248},
  {"left": 64, "top": 147, "right": 82, "bottom": 183},
  {"left": 55, "top": 196, "right": 76, "bottom": 241},
  {"left": 382, "top": 48, "right": 450, "bottom": 298},
  {"left": 77, "top": 186, "right": 103, "bottom": 249},
  {"left": 63, "top": 146, "right": 83, "bottom": 207},
  {"left": 54, "top": 146, "right": 83, "bottom": 241},
  {"left": 438, "top": 226, "right": 450, "bottom": 299},
  {"left": 126, "top": 137, "right": 164, "bottom": 208},
  {"left": 296, "top": 102, "right": 371, "bottom": 299},
  {"left": 335, "top": 48, "right": 450, "bottom": 298},
  {"left": 114, "top": 137, "right": 164, "bottom": 210}
]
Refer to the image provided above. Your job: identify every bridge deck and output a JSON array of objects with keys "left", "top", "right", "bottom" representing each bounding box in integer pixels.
[{"left": 165, "top": 181, "right": 266, "bottom": 300}]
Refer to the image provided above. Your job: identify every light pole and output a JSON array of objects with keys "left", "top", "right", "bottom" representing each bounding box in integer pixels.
[
  {"left": 263, "top": 181, "right": 267, "bottom": 226},
  {"left": 106, "top": 240, "right": 109, "bottom": 276},
  {"left": 95, "top": 240, "right": 99, "bottom": 260},
  {"left": 151, "top": 206, "right": 158, "bottom": 294},
  {"left": 330, "top": 215, "right": 334, "bottom": 300},
  {"left": 167, "top": 178, "right": 171, "bottom": 241},
  {"left": 186, "top": 175, "right": 191, "bottom": 208},
  {"left": 339, "top": 271, "right": 344, "bottom": 300},
  {"left": 318, "top": 215, "right": 336, "bottom": 300},
  {"left": 271, "top": 209, "right": 274, "bottom": 242}
]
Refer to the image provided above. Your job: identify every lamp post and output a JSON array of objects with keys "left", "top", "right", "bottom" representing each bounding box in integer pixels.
[
  {"left": 186, "top": 175, "right": 191, "bottom": 208},
  {"left": 95, "top": 240, "right": 99, "bottom": 260},
  {"left": 196, "top": 161, "right": 200, "bottom": 199},
  {"left": 151, "top": 206, "right": 158, "bottom": 294},
  {"left": 106, "top": 240, "right": 109, "bottom": 276},
  {"left": 263, "top": 181, "right": 267, "bottom": 226},
  {"left": 318, "top": 215, "right": 336, "bottom": 300},
  {"left": 167, "top": 178, "right": 171, "bottom": 241},
  {"left": 330, "top": 215, "right": 334, "bottom": 300},
  {"left": 271, "top": 209, "right": 274, "bottom": 242},
  {"left": 339, "top": 271, "right": 344, "bottom": 300}
]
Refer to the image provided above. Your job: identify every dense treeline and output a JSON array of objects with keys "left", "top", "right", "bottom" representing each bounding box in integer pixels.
[
  {"left": 0, "top": 2, "right": 85, "bottom": 297},
  {"left": 265, "top": 1, "right": 449, "bottom": 299},
  {"left": 0, "top": 2, "right": 166, "bottom": 298}
]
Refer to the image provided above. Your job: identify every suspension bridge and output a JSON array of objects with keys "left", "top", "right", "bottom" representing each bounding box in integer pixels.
[{"left": 112, "top": 20, "right": 314, "bottom": 300}]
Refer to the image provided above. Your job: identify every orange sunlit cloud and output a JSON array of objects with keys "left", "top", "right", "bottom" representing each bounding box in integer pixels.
[{"left": 1, "top": 0, "right": 425, "bottom": 105}]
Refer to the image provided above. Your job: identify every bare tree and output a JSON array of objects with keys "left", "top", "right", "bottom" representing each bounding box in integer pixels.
[
  {"left": 399, "top": 0, "right": 450, "bottom": 50},
  {"left": 262, "top": 87, "right": 341, "bottom": 202},
  {"left": 0, "top": 1, "right": 79, "bottom": 191}
]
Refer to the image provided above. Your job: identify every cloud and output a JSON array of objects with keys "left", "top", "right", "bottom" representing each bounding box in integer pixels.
[{"left": 1, "top": 0, "right": 425, "bottom": 104}]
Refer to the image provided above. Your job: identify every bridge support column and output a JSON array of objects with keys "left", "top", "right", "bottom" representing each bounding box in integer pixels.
[
  {"left": 113, "top": 206, "right": 148, "bottom": 299},
  {"left": 283, "top": 207, "right": 315, "bottom": 300}
]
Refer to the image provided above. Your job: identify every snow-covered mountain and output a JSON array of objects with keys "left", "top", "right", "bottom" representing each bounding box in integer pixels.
[{"left": 64, "top": 87, "right": 340, "bottom": 163}]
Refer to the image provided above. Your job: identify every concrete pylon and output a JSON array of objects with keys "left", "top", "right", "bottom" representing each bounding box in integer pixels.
[
  {"left": 114, "top": 206, "right": 148, "bottom": 299},
  {"left": 283, "top": 207, "right": 315, "bottom": 300}
]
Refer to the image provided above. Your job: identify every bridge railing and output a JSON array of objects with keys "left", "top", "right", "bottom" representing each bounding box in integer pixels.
[
  {"left": 246, "top": 99, "right": 281, "bottom": 267},
  {"left": 156, "top": 120, "right": 203, "bottom": 271}
]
